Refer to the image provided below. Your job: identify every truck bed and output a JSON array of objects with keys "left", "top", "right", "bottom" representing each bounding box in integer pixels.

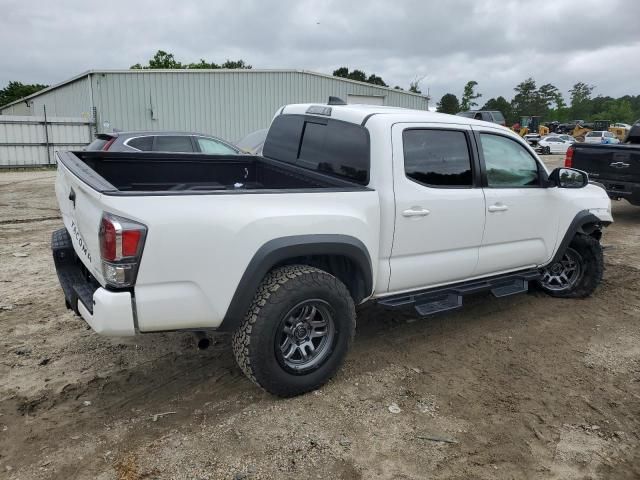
[{"left": 57, "top": 151, "right": 366, "bottom": 195}]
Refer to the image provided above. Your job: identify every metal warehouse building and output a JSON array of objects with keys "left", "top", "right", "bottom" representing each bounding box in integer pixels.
[{"left": 0, "top": 69, "right": 428, "bottom": 143}]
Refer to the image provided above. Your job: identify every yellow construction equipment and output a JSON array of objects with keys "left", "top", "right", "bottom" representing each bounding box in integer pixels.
[{"left": 516, "top": 116, "right": 549, "bottom": 137}]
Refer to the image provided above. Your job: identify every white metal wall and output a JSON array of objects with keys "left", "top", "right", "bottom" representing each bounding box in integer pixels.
[{"left": 0, "top": 115, "right": 93, "bottom": 167}]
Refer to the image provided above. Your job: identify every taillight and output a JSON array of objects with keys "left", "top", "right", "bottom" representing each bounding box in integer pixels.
[
  {"left": 99, "top": 213, "right": 147, "bottom": 287},
  {"left": 102, "top": 137, "right": 116, "bottom": 151},
  {"left": 564, "top": 146, "right": 574, "bottom": 168}
]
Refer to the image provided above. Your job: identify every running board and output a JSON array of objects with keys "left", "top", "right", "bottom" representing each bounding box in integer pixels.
[{"left": 378, "top": 269, "right": 541, "bottom": 318}]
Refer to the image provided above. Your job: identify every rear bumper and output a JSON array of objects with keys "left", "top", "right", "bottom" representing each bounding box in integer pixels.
[
  {"left": 598, "top": 179, "right": 640, "bottom": 205},
  {"left": 52, "top": 228, "right": 136, "bottom": 336}
]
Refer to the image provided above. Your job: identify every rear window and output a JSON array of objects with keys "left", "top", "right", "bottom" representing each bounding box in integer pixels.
[
  {"left": 86, "top": 136, "right": 113, "bottom": 151},
  {"left": 263, "top": 115, "right": 370, "bottom": 184},
  {"left": 456, "top": 112, "right": 475, "bottom": 118},
  {"left": 586, "top": 131, "right": 602, "bottom": 137},
  {"left": 154, "top": 135, "right": 194, "bottom": 152}
]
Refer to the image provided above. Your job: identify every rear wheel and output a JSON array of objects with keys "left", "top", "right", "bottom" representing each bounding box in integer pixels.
[
  {"left": 538, "top": 234, "right": 603, "bottom": 298},
  {"left": 232, "top": 265, "right": 356, "bottom": 397}
]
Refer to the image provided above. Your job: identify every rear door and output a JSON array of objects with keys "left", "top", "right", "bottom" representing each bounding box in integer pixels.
[
  {"left": 389, "top": 123, "right": 486, "bottom": 292},
  {"left": 473, "top": 128, "right": 559, "bottom": 275}
]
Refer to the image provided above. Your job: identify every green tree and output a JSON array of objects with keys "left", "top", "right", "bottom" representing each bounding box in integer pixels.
[
  {"left": 568, "top": 81, "right": 594, "bottom": 120},
  {"left": 437, "top": 93, "right": 461, "bottom": 114},
  {"left": 0, "top": 81, "right": 48, "bottom": 107},
  {"left": 131, "top": 50, "right": 251, "bottom": 70},
  {"left": 593, "top": 99, "right": 635, "bottom": 123},
  {"left": 481, "top": 96, "right": 512, "bottom": 123},
  {"left": 460, "top": 80, "right": 481, "bottom": 111},
  {"left": 511, "top": 77, "right": 539, "bottom": 119},
  {"left": 332, "top": 67, "right": 387, "bottom": 87}
]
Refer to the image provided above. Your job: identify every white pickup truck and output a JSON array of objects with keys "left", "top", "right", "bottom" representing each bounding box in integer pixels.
[{"left": 52, "top": 101, "right": 613, "bottom": 396}]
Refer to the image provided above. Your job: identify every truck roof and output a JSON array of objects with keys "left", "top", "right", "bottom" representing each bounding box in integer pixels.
[{"left": 281, "top": 103, "right": 506, "bottom": 130}]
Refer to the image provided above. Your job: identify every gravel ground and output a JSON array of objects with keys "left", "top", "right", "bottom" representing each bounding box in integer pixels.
[{"left": 1, "top": 160, "right": 639, "bottom": 480}]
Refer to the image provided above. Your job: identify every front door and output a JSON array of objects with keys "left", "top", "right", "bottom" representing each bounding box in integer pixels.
[
  {"left": 473, "top": 128, "right": 559, "bottom": 276},
  {"left": 388, "top": 123, "right": 486, "bottom": 293}
]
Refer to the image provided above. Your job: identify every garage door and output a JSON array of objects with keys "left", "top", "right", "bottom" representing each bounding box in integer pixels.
[{"left": 347, "top": 94, "right": 384, "bottom": 106}]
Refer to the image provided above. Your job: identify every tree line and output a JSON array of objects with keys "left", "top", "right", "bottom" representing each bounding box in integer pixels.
[{"left": 437, "top": 79, "right": 640, "bottom": 125}]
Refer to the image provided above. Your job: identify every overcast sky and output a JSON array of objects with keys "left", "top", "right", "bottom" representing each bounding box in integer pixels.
[{"left": 1, "top": 0, "right": 639, "bottom": 105}]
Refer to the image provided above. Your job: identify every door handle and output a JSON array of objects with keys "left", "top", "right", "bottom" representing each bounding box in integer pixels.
[
  {"left": 488, "top": 204, "right": 508, "bottom": 213},
  {"left": 402, "top": 207, "right": 430, "bottom": 217}
]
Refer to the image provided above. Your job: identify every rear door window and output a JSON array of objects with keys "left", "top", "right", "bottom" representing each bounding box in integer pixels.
[
  {"left": 126, "top": 136, "right": 153, "bottom": 151},
  {"left": 153, "top": 135, "right": 195, "bottom": 152},
  {"left": 403, "top": 129, "right": 473, "bottom": 187},
  {"left": 196, "top": 137, "right": 237, "bottom": 154}
]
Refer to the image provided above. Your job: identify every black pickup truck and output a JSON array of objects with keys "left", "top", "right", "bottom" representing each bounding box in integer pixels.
[{"left": 567, "top": 121, "right": 640, "bottom": 205}]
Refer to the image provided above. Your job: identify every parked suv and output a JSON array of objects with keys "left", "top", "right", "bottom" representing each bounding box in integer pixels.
[
  {"left": 456, "top": 110, "right": 506, "bottom": 126},
  {"left": 584, "top": 131, "right": 620, "bottom": 144},
  {"left": 53, "top": 102, "right": 612, "bottom": 397},
  {"left": 86, "top": 131, "right": 240, "bottom": 154}
]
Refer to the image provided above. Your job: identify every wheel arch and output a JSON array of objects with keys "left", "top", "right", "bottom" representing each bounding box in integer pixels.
[
  {"left": 550, "top": 210, "right": 608, "bottom": 264},
  {"left": 219, "top": 235, "right": 373, "bottom": 332}
]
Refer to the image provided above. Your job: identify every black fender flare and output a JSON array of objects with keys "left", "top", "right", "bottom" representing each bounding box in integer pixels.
[
  {"left": 218, "top": 234, "right": 373, "bottom": 332},
  {"left": 550, "top": 210, "right": 609, "bottom": 264}
]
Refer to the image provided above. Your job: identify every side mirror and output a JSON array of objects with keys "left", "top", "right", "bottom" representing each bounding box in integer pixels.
[{"left": 548, "top": 167, "right": 589, "bottom": 188}]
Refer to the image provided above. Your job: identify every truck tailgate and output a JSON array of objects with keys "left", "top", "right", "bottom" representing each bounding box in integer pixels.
[
  {"left": 574, "top": 145, "right": 640, "bottom": 183},
  {"left": 55, "top": 160, "right": 106, "bottom": 285}
]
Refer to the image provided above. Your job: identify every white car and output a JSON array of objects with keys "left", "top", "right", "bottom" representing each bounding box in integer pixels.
[
  {"left": 537, "top": 136, "right": 574, "bottom": 154},
  {"left": 52, "top": 102, "right": 613, "bottom": 397},
  {"left": 585, "top": 131, "right": 620, "bottom": 144}
]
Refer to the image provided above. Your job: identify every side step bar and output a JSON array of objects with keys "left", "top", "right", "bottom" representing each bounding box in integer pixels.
[{"left": 378, "top": 269, "right": 541, "bottom": 318}]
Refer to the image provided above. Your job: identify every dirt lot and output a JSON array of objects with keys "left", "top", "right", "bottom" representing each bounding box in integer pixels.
[{"left": 1, "top": 160, "right": 639, "bottom": 480}]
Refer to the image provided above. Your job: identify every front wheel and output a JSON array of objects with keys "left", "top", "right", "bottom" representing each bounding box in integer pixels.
[
  {"left": 538, "top": 234, "right": 603, "bottom": 298},
  {"left": 232, "top": 265, "right": 356, "bottom": 397}
]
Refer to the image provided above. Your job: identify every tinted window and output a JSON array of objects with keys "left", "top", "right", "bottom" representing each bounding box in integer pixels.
[
  {"left": 298, "top": 120, "right": 369, "bottom": 183},
  {"left": 403, "top": 129, "right": 472, "bottom": 187},
  {"left": 126, "top": 136, "right": 153, "bottom": 151},
  {"left": 546, "top": 137, "right": 560, "bottom": 142},
  {"left": 154, "top": 135, "right": 194, "bottom": 152},
  {"left": 480, "top": 134, "right": 540, "bottom": 188},
  {"left": 263, "top": 115, "right": 370, "bottom": 184},
  {"left": 197, "top": 137, "right": 237, "bottom": 154},
  {"left": 456, "top": 112, "right": 475, "bottom": 118}
]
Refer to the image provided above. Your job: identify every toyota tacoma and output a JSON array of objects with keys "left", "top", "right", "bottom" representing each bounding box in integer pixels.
[{"left": 52, "top": 101, "right": 613, "bottom": 397}]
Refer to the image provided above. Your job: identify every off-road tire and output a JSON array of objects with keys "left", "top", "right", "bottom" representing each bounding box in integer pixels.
[
  {"left": 538, "top": 233, "right": 603, "bottom": 298},
  {"left": 232, "top": 265, "right": 356, "bottom": 397}
]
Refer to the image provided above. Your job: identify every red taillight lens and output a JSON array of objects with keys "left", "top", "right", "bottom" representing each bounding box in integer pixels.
[
  {"left": 100, "top": 216, "right": 117, "bottom": 261},
  {"left": 99, "top": 213, "right": 146, "bottom": 261},
  {"left": 564, "top": 146, "right": 574, "bottom": 167},
  {"left": 99, "top": 213, "right": 147, "bottom": 287},
  {"left": 102, "top": 137, "right": 116, "bottom": 151},
  {"left": 122, "top": 230, "right": 141, "bottom": 257}
]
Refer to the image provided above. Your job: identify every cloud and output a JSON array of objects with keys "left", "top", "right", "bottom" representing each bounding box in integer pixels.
[{"left": 1, "top": 0, "right": 639, "bottom": 105}]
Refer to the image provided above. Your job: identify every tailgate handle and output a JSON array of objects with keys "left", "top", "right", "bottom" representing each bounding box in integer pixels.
[
  {"left": 609, "top": 162, "right": 630, "bottom": 169},
  {"left": 68, "top": 188, "right": 76, "bottom": 207}
]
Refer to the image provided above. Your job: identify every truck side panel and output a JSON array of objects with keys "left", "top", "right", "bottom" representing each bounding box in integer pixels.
[{"left": 99, "top": 190, "right": 380, "bottom": 331}]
